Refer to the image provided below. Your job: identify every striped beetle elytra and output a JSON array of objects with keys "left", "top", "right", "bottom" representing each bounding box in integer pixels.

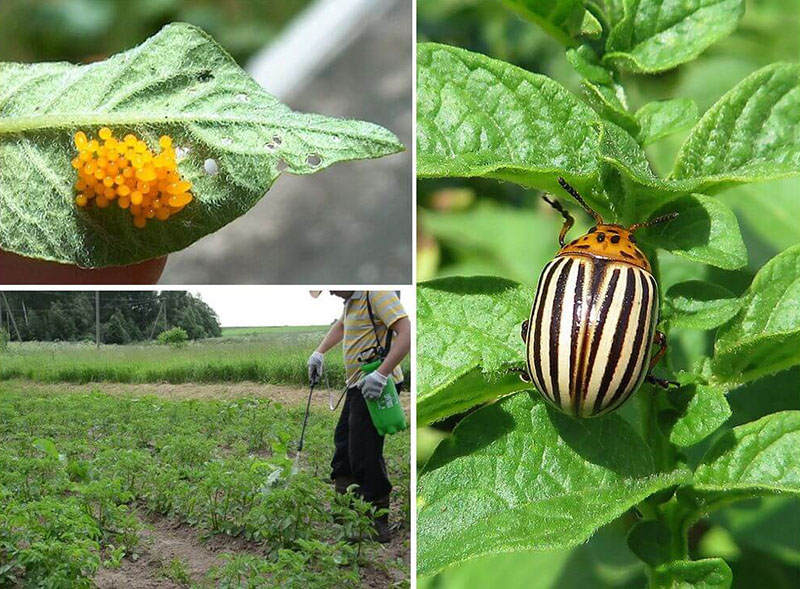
[{"left": 521, "top": 178, "right": 678, "bottom": 418}]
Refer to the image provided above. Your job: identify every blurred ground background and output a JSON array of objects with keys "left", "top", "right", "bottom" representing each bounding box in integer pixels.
[{"left": 0, "top": 0, "right": 412, "bottom": 284}]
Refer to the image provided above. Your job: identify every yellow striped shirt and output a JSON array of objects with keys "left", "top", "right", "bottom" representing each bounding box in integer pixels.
[{"left": 342, "top": 291, "right": 407, "bottom": 386}]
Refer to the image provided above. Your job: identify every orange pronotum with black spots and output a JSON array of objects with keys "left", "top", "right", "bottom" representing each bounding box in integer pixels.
[
  {"left": 557, "top": 224, "right": 651, "bottom": 272},
  {"left": 72, "top": 128, "right": 193, "bottom": 228}
]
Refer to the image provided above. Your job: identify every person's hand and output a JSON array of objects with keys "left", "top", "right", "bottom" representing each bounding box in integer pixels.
[
  {"left": 307, "top": 351, "right": 324, "bottom": 385},
  {"left": 0, "top": 250, "right": 167, "bottom": 285},
  {"left": 358, "top": 370, "right": 388, "bottom": 401}
]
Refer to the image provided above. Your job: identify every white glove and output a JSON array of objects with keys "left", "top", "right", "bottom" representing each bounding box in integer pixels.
[
  {"left": 307, "top": 351, "right": 324, "bottom": 385},
  {"left": 358, "top": 370, "right": 388, "bottom": 401}
]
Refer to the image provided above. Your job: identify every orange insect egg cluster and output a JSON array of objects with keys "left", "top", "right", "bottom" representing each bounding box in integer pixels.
[{"left": 71, "top": 128, "right": 193, "bottom": 228}]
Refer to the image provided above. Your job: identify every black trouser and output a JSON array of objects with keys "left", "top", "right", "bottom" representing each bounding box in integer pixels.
[{"left": 330, "top": 383, "right": 402, "bottom": 502}]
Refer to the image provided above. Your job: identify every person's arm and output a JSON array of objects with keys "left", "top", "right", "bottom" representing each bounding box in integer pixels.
[
  {"left": 376, "top": 316, "right": 410, "bottom": 377},
  {"left": 316, "top": 319, "right": 344, "bottom": 354}
]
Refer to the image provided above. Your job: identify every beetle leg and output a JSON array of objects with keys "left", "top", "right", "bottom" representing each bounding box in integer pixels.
[
  {"left": 509, "top": 366, "right": 531, "bottom": 383},
  {"left": 542, "top": 195, "right": 574, "bottom": 247},
  {"left": 645, "top": 331, "right": 679, "bottom": 388},
  {"left": 520, "top": 319, "right": 529, "bottom": 343},
  {"left": 649, "top": 330, "right": 668, "bottom": 371}
]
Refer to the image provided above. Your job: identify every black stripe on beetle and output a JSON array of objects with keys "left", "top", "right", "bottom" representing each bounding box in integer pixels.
[{"left": 520, "top": 178, "right": 678, "bottom": 417}]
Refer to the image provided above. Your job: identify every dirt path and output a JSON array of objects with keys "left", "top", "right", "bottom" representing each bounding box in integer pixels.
[
  {"left": 95, "top": 513, "right": 226, "bottom": 589},
  {"left": 1, "top": 379, "right": 411, "bottom": 410},
  {"left": 95, "top": 509, "right": 409, "bottom": 588}
]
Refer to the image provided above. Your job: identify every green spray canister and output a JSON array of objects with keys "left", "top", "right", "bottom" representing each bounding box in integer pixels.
[{"left": 360, "top": 360, "right": 407, "bottom": 435}]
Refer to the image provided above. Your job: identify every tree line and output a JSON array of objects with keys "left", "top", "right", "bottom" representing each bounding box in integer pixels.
[{"left": 0, "top": 291, "right": 221, "bottom": 344}]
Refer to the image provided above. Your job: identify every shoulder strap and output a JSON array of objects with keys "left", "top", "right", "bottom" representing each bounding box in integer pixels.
[{"left": 365, "top": 292, "right": 393, "bottom": 358}]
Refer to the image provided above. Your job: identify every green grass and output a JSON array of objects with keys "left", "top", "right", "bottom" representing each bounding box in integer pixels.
[
  {"left": 0, "top": 327, "right": 352, "bottom": 386},
  {"left": 0, "top": 385, "right": 410, "bottom": 587},
  {"left": 221, "top": 325, "right": 332, "bottom": 337},
  {"left": 0, "top": 327, "right": 411, "bottom": 387}
]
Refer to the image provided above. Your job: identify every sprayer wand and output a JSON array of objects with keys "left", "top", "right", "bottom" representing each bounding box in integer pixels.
[{"left": 297, "top": 377, "right": 317, "bottom": 453}]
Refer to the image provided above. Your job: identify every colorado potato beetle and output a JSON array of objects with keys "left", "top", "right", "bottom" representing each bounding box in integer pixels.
[{"left": 521, "top": 178, "right": 678, "bottom": 418}]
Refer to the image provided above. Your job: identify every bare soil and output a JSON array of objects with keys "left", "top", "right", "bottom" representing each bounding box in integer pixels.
[
  {"left": 3, "top": 379, "right": 411, "bottom": 410},
  {"left": 95, "top": 508, "right": 409, "bottom": 588}
]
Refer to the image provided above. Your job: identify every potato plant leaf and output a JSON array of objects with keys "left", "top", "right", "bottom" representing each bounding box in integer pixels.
[
  {"left": 416, "top": 43, "right": 612, "bottom": 212},
  {"left": 664, "top": 281, "right": 743, "bottom": 330},
  {"left": 417, "top": 393, "right": 691, "bottom": 577},
  {"left": 641, "top": 195, "right": 747, "bottom": 271},
  {"left": 566, "top": 46, "right": 613, "bottom": 85},
  {"left": 417, "top": 368, "right": 528, "bottom": 427},
  {"left": 664, "top": 383, "right": 731, "bottom": 447},
  {"left": 0, "top": 23, "right": 403, "bottom": 267},
  {"left": 693, "top": 411, "right": 800, "bottom": 497},
  {"left": 604, "top": 0, "right": 745, "bottom": 73},
  {"left": 673, "top": 64, "right": 800, "bottom": 191},
  {"left": 648, "top": 558, "right": 733, "bottom": 589},
  {"left": 635, "top": 99, "right": 699, "bottom": 146},
  {"left": 712, "top": 244, "right": 800, "bottom": 385},
  {"left": 417, "top": 276, "right": 530, "bottom": 399},
  {"left": 581, "top": 80, "right": 640, "bottom": 137},
  {"left": 502, "top": 0, "right": 586, "bottom": 46}
]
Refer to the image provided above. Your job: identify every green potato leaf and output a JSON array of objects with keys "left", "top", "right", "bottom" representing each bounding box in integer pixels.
[
  {"left": 627, "top": 519, "right": 672, "bottom": 566},
  {"left": 0, "top": 23, "right": 402, "bottom": 267},
  {"left": 636, "top": 99, "right": 699, "bottom": 146},
  {"left": 566, "top": 46, "right": 613, "bottom": 85},
  {"left": 604, "top": 0, "right": 745, "bottom": 73},
  {"left": 664, "top": 383, "right": 731, "bottom": 447},
  {"left": 693, "top": 411, "right": 800, "bottom": 497},
  {"left": 581, "top": 80, "right": 641, "bottom": 137},
  {"left": 712, "top": 244, "right": 800, "bottom": 385},
  {"left": 648, "top": 558, "right": 733, "bottom": 589},
  {"left": 416, "top": 43, "right": 609, "bottom": 210},
  {"left": 417, "top": 276, "right": 530, "bottom": 399},
  {"left": 673, "top": 64, "right": 800, "bottom": 190},
  {"left": 642, "top": 195, "right": 747, "bottom": 270},
  {"left": 417, "top": 393, "right": 691, "bottom": 578},
  {"left": 417, "top": 368, "right": 528, "bottom": 427},
  {"left": 664, "top": 281, "right": 743, "bottom": 330},
  {"left": 502, "top": 0, "right": 586, "bottom": 46}
]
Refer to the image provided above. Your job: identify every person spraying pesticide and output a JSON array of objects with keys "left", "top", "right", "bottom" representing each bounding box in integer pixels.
[{"left": 307, "top": 291, "right": 410, "bottom": 543}]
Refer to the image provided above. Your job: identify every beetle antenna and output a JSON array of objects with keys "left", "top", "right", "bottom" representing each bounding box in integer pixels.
[
  {"left": 542, "top": 195, "right": 574, "bottom": 247},
  {"left": 628, "top": 212, "right": 679, "bottom": 233},
  {"left": 557, "top": 177, "right": 603, "bottom": 224}
]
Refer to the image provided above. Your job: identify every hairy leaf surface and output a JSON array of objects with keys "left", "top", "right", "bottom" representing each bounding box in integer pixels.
[
  {"left": 648, "top": 558, "right": 733, "bottom": 589},
  {"left": 417, "top": 276, "right": 530, "bottom": 399},
  {"left": 417, "top": 393, "right": 690, "bottom": 577},
  {"left": 0, "top": 24, "right": 402, "bottom": 267},
  {"left": 673, "top": 64, "right": 800, "bottom": 190},
  {"left": 643, "top": 195, "right": 747, "bottom": 270},
  {"left": 694, "top": 411, "right": 800, "bottom": 496},
  {"left": 665, "top": 383, "right": 731, "bottom": 447},
  {"left": 636, "top": 99, "right": 699, "bottom": 146},
  {"left": 502, "top": 0, "right": 586, "bottom": 46},
  {"left": 416, "top": 43, "right": 608, "bottom": 209},
  {"left": 712, "top": 244, "right": 800, "bottom": 384},
  {"left": 604, "top": 0, "right": 745, "bottom": 73},
  {"left": 664, "top": 281, "right": 743, "bottom": 330}
]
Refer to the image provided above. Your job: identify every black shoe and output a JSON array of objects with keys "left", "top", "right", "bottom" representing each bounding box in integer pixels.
[
  {"left": 372, "top": 514, "right": 391, "bottom": 544},
  {"left": 347, "top": 514, "right": 391, "bottom": 544}
]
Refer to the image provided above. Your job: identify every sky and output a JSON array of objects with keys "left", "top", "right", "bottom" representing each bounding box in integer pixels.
[{"left": 187, "top": 287, "right": 410, "bottom": 327}]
